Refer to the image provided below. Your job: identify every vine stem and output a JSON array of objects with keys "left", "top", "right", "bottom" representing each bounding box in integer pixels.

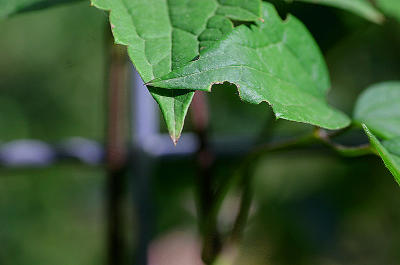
[
  {"left": 193, "top": 124, "right": 374, "bottom": 264},
  {"left": 314, "top": 128, "right": 373, "bottom": 157},
  {"left": 191, "top": 91, "right": 222, "bottom": 264},
  {"left": 230, "top": 163, "right": 254, "bottom": 243},
  {"left": 246, "top": 127, "right": 374, "bottom": 164},
  {"left": 209, "top": 126, "right": 375, "bottom": 261}
]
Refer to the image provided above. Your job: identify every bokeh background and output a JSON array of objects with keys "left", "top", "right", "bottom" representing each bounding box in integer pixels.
[{"left": 0, "top": 1, "right": 399, "bottom": 265}]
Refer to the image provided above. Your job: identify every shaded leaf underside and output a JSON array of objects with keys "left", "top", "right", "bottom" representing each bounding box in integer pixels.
[
  {"left": 150, "top": 2, "right": 351, "bottom": 130},
  {"left": 354, "top": 82, "right": 400, "bottom": 139},
  {"left": 376, "top": 0, "right": 400, "bottom": 21},
  {"left": 355, "top": 82, "right": 400, "bottom": 183},
  {"left": 293, "top": 0, "right": 384, "bottom": 23},
  {"left": 295, "top": 0, "right": 400, "bottom": 23}
]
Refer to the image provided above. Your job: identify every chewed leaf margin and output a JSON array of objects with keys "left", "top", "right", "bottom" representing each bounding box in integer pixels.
[
  {"left": 90, "top": 0, "right": 262, "bottom": 143},
  {"left": 149, "top": 2, "right": 351, "bottom": 131}
]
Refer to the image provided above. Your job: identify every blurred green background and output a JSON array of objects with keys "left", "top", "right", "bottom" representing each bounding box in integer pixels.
[{"left": 0, "top": 1, "right": 399, "bottom": 265}]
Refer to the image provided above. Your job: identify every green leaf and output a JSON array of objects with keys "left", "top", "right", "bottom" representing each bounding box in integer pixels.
[
  {"left": 376, "top": 0, "right": 400, "bottom": 21},
  {"left": 149, "top": 2, "right": 351, "bottom": 130},
  {"left": 91, "top": 0, "right": 261, "bottom": 143},
  {"left": 290, "top": 0, "right": 384, "bottom": 23},
  {"left": 354, "top": 82, "right": 400, "bottom": 140},
  {"left": 355, "top": 82, "right": 400, "bottom": 184},
  {"left": 363, "top": 125, "right": 400, "bottom": 185},
  {"left": 0, "top": 0, "right": 81, "bottom": 18},
  {"left": 384, "top": 137, "right": 400, "bottom": 157}
]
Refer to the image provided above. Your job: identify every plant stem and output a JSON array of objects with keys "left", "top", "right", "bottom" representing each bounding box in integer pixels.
[
  {"left": 210, "top": 132, "right": 316, "bottom": 232},
  {"left": 244, "top": 127, "right": 374, "bottom": 164},
  {"left": 230, "top": 163, "right": 254, "bottom": 243},
  {"left": 205, "top": 126, "right": 375, "bottom": 263},
  {"left": 314, "top": 128, "right": 373, "bottom": 157},
  {"left": 191, "top": 91, "right": 221, "bottom": 264}
]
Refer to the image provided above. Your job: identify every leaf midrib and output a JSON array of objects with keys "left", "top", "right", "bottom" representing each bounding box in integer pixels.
[{"left": 154, "top": 64, "right": 327, "bottom": 103}]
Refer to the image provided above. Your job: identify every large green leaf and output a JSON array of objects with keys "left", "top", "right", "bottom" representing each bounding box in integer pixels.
[
  {"left": 376, "top": 0, "right": 400, "bottom": 21},
  {"left": 0, "top": 0, "right": 81, "bottom": 18},
  {"left": 91, "top": 0, "right": 261, "bottom": 143},
  {"left": 291, "top": 0, "right": 384, "bottom": 23},
  {"left": 354, "top": 82, "right": 400, "bottom": 139},
  {"left": 149, "top": 2, "right": 351, "bottom": 130},
  {"left": 363, "top": 125, "right": 400, "bottom": 185}
]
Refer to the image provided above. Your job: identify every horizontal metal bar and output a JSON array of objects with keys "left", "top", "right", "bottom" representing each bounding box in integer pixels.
[
  {"left": 0, "top": 135, "right": 257, "bottom": 168},
  {"left": 0, "top": 137, "right": 104, "bottom": 167}
]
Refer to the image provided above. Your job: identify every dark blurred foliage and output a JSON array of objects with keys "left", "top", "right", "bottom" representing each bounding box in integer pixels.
[
  {"left": 0, "top": 2, "right": 107, "bottom": 264},
  {"left": 0, "top": 1, "right": 400, "bottom": 265},
  {"left": 0, "top": 1, "right": 106, "bottom": 142}
]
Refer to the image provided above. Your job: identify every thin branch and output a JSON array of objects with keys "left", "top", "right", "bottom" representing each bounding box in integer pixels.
[
  {"left": 210, "top": 132, "right": 316, "bottom": 229},
  {"left": 207, "top": 125, "right": 375, "bottom": 263},
  {"left": 230, "top": 163, "right": 254, "bottom": 243},
  {"left": 218, "top": 127, "right": 374, "bottom": 247},
  {"left": 191, "top": 91, "right": 221, "bottom": 264}
]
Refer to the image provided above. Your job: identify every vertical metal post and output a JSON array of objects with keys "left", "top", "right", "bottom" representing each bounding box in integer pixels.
[
  {"left": 131, "top": 67, "right": 158, "bottom": 265},
  {"left": 106, "top": 45, "right": 128, "bottom": 265}
]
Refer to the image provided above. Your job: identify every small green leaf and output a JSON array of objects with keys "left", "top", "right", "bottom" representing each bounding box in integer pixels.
[
  {"left": 355, "top": 82, "right": 400, "bottom": 184},
  {"left": 91, "top": 0, "right": 261, "bottom": 143},
  {"left": 354, "top": 82, "right": 400, "bottom": 140},
  {"left": 0, "top": 0, "right": 81, "bottom": 18},
  {"left": 149, "top": 2, "right": 351, "bottom": 130},
  {"left": 363, "top": 125, "right": 400, "bottom": 185},
  {"left": 291, "top": 0, "right": 384, "bottom": 23}
]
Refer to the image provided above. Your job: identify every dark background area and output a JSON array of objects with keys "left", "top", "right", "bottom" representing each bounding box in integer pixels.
[{"left": 0, "top": 1, "right": 399, "bottom": 265}]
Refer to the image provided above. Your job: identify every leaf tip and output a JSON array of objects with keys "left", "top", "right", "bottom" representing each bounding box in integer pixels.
[
  {"left": 145, "top": 80, "right": 155, "bottom": 87},
  {"left": 170, "top": 134, "right": 179, "bottom": 146},
  {"left": 361, "top": 123, "right": 369, "bottom": 133}
]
